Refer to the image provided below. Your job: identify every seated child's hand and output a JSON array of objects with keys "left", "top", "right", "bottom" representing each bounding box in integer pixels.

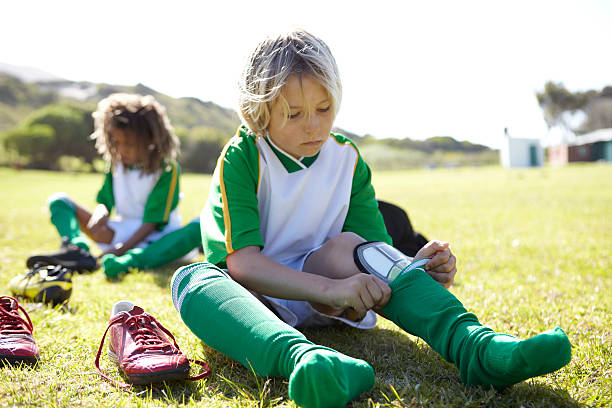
[
  {"left": 415, "top": 240, "right": 457, "bottom": 289},
  {"left": 88, "top": 204, "right": 110, "bottom": 231},
  {"left": 325, "top": 274, "right": 391, "bottom": 320},
  {"left": 100, "top": 243, "right": 126, "bottom": 258}
]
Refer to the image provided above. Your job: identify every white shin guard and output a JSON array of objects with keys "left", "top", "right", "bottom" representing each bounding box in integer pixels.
[{"left": 353, "top": 241, "right": 429, "bottom": 284}]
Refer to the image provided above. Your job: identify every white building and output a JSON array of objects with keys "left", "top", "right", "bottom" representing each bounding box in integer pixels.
[{"left": 500, "top": 128, "right": 544, "bottom": 168}]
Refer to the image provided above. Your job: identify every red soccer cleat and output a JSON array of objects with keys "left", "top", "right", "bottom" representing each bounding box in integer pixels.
[
  {"left": 96, "top": 301, "right": 209, "bottom": 387},
  {"left": 0, "top": 296, "right": 40, "bottom": 366}
]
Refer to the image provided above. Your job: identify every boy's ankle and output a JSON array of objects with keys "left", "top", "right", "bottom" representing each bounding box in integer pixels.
[
  {"left": 102, "top": 254, "right": 133, "bottom": 278},
  {"left": 65, "top": 236, "right": 90, "bottom": 252},
  {"left": 289, "top": 348, "right": 374, "bottom": 408}
]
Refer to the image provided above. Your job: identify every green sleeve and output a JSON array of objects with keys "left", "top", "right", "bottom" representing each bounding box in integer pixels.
[
  {"left": 343, "top": 153, "right": 392, "bottom": 244},
  {"left": 202, "top": 128, "right": 263, "bottom": 266},
  {"left": 143, "top": 160, "right": 181, "bottom": 229},
  {"left": 95, "top": 170, "right": 114, "bottom": 212}
]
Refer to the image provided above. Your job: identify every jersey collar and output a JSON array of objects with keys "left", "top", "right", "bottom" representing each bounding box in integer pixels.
[{"left": 264, "top": 136, "right": 321, "bottom": 173}]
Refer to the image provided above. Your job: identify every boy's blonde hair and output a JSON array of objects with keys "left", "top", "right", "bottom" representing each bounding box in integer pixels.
[
  {"left": 238, "top": 29, "right": 342, "bottom": 136},
  {"left": 91, "top": 93, "right": 180, "bottom": 174}
]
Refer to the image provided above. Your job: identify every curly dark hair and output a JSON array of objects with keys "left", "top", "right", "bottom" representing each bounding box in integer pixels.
[{"left": 91, "top": 93, "right": 180, "bottom": 174}]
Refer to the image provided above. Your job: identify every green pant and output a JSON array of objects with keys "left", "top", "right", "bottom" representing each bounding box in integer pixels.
[
  {"left": 48, "top": 193, "right": 89, "bottom": 251},
  {"left": 102, "top": 220, "right": 201, "bottom": 277},
  {"left": 382, "top": 267, "right": 571, "bottom": 389},
  {"left": 171, "top": 263, "right": 375, "bottom": 408},
  {"left": 171, "top": 262, "right": 572, "bottom": 407}
]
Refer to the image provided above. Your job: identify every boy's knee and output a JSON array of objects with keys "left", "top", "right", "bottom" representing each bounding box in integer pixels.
[
  {"left": 47, "top": 192, "right": 75, "bottom": 212},
  {"left": 171, "top": 262, "right": 229, "bottom": 313},
  {"left": 185, "top": 220, "right": 201, "bottom": 240},
  {"left": 172, "top": 262, "right": 227, "bottom": 287},
  {"left": 328, "top": 232, "right": 365, "bottom": 252}
]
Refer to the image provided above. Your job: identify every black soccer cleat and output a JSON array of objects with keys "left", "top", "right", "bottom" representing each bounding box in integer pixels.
[{"left": 27, "top": 238, "right": 98, "bottom": 273}]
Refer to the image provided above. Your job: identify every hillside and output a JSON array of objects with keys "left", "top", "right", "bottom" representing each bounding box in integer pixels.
[
  {"left": 0, "top": 64, "right": 497, "bottom": 172},
  {"left": 0, "top": 72, "right": 240, "bottom": 135}
]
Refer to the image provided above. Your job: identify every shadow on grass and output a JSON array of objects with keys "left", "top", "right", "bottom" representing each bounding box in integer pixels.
[
  {"left": 508, "top": 383, "right": 581, "bottom": 408},
  {"left": 148, "top": 252, "right": 207, "bottom": 289},
  {"left": 126, "top": 349, "right": 289, "bottom": 406},
  {"left": 12, "top": 298, "right": 78, "bottom": 315},
  {"left": 150, "top": 258, "right": 204, "bottom": 289},
  {"left": 0, "top": 360, "right": 41, "bottom": 370},
  {"left": 129, "top": 324, "right": 583, "bottom": 407},
  {"left": 115, "top": 299, "right": 581, "bottom": 407},
  {"left": 306, "top": 325, "right": 581, "bottom": 407},
  {"left": 103, "top": 263, "right": 184, "bottom": 289},
  {"left": 150, "top": 264, "right": 180, "bottom": 289}
]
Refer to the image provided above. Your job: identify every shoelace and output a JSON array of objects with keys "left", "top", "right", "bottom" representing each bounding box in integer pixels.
[
  {"left": 17, "top": 268, "right": 41, "bottom": 290},
  {"left": 127, "top": 314, "right": 177, "bottom": 354},
  {"left": 0, "top": 296, "right": 34, "bottom": 336},
  {"left": 17, "top": 265, "right": 69, "bottom": 293},
  {"left": 95, "top": 311, "right": 209, "bottom": 388},
  {"left": 21, "top": 265, "right": 54, "bottom": 283}
]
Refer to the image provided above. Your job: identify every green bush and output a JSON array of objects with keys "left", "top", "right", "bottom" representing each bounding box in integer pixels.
[
  {"left": 0, "top": 104, "right": 96, "bottom": 169},
  {"left": 357, "top": 143, "right": 499, "bottom": 171},
  {"left": 2, "top": 124, "right": 55, "bottom": 167},
  {"left": 92, "top": 158, "right": 107, "bottom": 173},
  {"left": 23, "top": 104, "right": 95, "bottom": 163},
  {"left": 0, "top": 140, "right": 28, "bottom": 168},
  {"left": 177, "top": 126, "right": 230, "bottom": 173},
  {"left": 58, "top": 155, "right": 93, "bottom": 172},
  {"left": 359, "top": 144, "right": 428, "bottom": 170}
]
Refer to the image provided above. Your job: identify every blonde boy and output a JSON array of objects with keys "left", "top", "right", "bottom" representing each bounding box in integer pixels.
[{"left": 171, "top": 30, "right": 571, "bottom": 408}]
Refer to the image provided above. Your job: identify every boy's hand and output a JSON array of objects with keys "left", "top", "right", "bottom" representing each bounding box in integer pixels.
[
  {"left": 325, "top": 274, "right": 391, "bottom": 320},
  {"left": 87, "top": 204, "right": 110, "bottom": 234},
  {"left": 100, "top": 243, "right": 126, "bottom": 258},
  {"left": 415, "top": 240, "right": 457, "bottom": 289}
]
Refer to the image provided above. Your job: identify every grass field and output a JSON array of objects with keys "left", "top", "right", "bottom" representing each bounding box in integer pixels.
[{"left": 0, "top": 164, "right": 610, "bottom": 407}]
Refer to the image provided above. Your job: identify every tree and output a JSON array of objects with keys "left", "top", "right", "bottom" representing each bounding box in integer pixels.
[
  {"left": 1, "top": 104, "right": 96, "bottom": 169},
  {"left": 22, "top": 104, "right": 96, "bottom": 164},
  {"left": 2, "top": 124, "right": 55, "bottom": 167},
  {"left": 177, "top": 126, "right": 230, "bottom": 173},
  {"left": 536, "top": 81, "right": 612, "bottom": 135},
  {"left": 578, "top": 96, "right": 612, "bottom": 133}
]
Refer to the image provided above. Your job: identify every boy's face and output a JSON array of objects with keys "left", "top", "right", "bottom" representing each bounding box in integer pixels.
[
  {"left": 110, "top": 128, "right": 143, "bottom": 166},
  {"left": 268, "top": 75, "right": 334, "bottom": 159}
]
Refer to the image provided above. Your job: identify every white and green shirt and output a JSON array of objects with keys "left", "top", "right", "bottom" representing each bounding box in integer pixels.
[
  {"left": 96, "top": 160, "right": 181, "bottom": 230},
  {"left": 202, "top": 126, "right": 391, "bottom": 268}
]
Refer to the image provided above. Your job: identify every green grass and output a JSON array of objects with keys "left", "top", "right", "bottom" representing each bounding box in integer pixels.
[{"left": 0, "top": 164, "right": 610, "bottom": 407}]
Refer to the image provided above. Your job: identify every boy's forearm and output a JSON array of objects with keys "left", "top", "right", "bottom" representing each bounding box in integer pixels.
[
  {"left": 94, "top": 203, "right": 110, "bottom": 214},
  {"left": 226, "top": 246, "right": 335, "bottom": 305},
  {"left": 115, "top": 223, "right": 157, "bottom": 254}
]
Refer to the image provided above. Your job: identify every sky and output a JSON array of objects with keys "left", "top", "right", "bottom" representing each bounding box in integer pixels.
[{"left": 3, "top": 0, "right": 612, "bottom": 149}]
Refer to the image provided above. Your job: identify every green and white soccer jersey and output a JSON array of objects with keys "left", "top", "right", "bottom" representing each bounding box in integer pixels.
[
  {"left": 202, "top": 126, "right": 391, "bottom": 268},
  {"left": 95, "top": 160, "right": 182, "bottom": 249}
]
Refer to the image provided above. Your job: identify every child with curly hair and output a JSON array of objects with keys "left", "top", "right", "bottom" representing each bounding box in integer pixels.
[{"left": 29, "top": 93, "right": 198, "bottom": 276}]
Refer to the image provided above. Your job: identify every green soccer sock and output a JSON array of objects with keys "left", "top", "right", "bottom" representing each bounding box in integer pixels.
[
  {"left": 102, "top": 220, "right": 201, "bottom": 278},
  {"left": 382, "top": 267, "right": 571, "bottom": 390},
  {"left": 171, "top": 262, "right": 375, "bottom": 408},
  {"left": 48, "top": 196, "right": 89, "bottom": 251}
]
